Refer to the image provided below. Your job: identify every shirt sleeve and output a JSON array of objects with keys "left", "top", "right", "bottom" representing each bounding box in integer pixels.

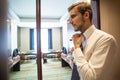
[{"left": 73, "top": 36, "right": 117, "bottom": 80}]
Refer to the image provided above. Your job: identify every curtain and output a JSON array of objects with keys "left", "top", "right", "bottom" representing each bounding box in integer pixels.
[
  {"left": 48, "top": 29, "right": 52, "bottom": 49},
  {"left": 30, "top": 29, "right": 34, "bottom": 50}
]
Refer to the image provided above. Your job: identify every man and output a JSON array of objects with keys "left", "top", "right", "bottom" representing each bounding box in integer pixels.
[{"left": 68, "top": 2, "right": 120, "bottom": 80}]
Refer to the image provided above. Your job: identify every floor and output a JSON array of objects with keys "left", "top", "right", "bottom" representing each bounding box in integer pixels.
[{"left": 9, "top": 58, "right": 72, "bottom": 80}]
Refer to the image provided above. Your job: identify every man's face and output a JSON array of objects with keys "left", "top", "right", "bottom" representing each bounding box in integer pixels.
[{"left": 69, "top": 8, "right": 85, "bottom": 32}]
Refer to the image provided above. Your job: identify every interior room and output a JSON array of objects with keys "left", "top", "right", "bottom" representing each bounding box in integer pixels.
[
  {"left": 8, "top": 0, "right": 75, "bottom": 80},
  {"left": 0, "top": 0, "right": 120, "bottom": 80}
]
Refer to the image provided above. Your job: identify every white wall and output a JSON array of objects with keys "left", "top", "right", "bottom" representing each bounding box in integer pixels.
[
  {"left": 11, "top": 20, "right": 18, "bottom": 53},
  {"left": 19, "top": 27, "right": 62, "bottom": 52},
  {"left": 20, "top": 27, "right": 30, "bottom": 52},
  {"left": 52, "top": 27, "right": 62, "bottom": 51}
]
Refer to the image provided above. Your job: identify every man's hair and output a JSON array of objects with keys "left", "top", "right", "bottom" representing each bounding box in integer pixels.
[{"left": 68, "top": 2, "right": 93, "bottom": 22}]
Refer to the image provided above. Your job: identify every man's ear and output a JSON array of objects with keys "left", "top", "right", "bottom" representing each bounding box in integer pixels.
[{"left": 83, "top": 11, "right": 89, "bottom": 20}]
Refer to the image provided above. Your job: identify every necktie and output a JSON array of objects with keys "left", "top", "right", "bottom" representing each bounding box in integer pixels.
[
  {"left": 80, "top": 35, "right": 86, "bottom": 52},
  {"left": 80, "top": 43, "right": 83, "bottom": 51},
  {"left": 71, "top": 35, "right": 86, "bottom": 80},
  {"left": 71, "top": 63, "right": 80, "bottom": 80}
]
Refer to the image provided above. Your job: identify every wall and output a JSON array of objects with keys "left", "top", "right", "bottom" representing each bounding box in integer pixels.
[
  {"left": 61, "top": 21, "right": 76, "bottom": 52},
  {"left": 20, "top": 27, "right": 30, "bottom": 52},
  {"left": 52, "top": 27, "right": 62, "bottom": 51},
  {"left": 11, "top": 20, "right": 18, "bottom": 53},
  {"left": 18, "top": 27, "right": 62, "bottom": 52},
  {"left": 61, "top": 21, "right": 68, "bottom": 51},
  {"left": 100, "top": 0, "right": 120, "bottom": 55}
]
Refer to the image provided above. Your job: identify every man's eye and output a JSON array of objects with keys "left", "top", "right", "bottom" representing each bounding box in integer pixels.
[{"left": 71, "top": 15, "right": 76, "bottom": 19}]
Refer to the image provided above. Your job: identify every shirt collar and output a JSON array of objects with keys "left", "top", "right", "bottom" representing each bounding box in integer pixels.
[{"left": 83, "top": 25, "right": 96, "bottom": 39}]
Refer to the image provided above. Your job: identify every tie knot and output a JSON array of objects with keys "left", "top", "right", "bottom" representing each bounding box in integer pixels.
[{"left": 80, "top": 34, "right": 86, "bottom": 51}]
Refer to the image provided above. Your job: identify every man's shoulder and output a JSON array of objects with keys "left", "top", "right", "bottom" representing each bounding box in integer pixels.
[
  {"left": 96, "top": 29, "right": 114, "bottom": 37},
  {"left": 95, "top": 29, "right": 116, "bottom": 43}
]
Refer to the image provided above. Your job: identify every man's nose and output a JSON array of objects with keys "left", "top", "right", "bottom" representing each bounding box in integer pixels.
[{"left": 67, "top": 19, "right": 73, "bottom": 24}]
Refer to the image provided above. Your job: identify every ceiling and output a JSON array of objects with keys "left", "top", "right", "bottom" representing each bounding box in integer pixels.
[
  {"left": 9, "top": 0, "right": 76, "bottom": 21},
  {"left": 8, "top": 0, "right": 86, "bottom": 28}
]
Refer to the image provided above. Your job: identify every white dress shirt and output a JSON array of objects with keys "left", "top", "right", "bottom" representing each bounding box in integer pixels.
[{"left": 73, "top": 25, "right": 120, "bottom": 80}]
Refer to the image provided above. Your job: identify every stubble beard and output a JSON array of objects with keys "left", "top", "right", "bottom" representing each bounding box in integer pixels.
[
  {"left": 75, "top": 20, "right": 85, "bottom": 32},
  {"left": 78, "top": 17, "right": 85, "bottom": 32}
]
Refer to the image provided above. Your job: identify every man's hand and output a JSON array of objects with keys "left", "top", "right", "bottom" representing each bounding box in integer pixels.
[
  {"left": 69, "top": 47, "right": 75, "bottom": 54},
  {"left": 72, "top": 33, "right": 83, "bottom": 49}
]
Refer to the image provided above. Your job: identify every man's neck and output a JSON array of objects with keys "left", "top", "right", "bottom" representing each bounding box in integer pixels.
[{"left": 81, "top": 22, "right": 92, "bottom": 33}]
